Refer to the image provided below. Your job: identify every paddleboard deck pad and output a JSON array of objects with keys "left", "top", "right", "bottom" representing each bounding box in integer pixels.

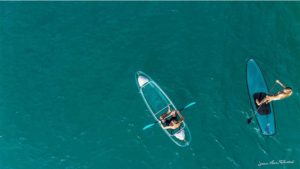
[{"left": 253, "top": 93, "right": 271, "bottom": 115}]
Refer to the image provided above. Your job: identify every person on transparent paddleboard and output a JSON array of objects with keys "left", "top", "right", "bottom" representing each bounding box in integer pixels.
[{"left": 159, "top": 106, "right": 184, "bottom": 130}]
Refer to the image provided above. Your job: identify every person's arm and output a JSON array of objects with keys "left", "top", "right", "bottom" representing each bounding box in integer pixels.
[
  {"left": 160, "top": 106, "right": 172, "bottom": 121},
  {"left": 276, "top": 80, "right": 286, "bottom": 89},
  {"left": 162, "top": 125, "right": 174, "bottom": 130},
  {"left": 178, "top": 116, "right": 185, "bottom": 124}
]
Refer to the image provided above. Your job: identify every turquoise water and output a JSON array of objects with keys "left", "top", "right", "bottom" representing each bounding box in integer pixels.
[{"left": 0, "top": 2, "right": 300, "bottom": 169}]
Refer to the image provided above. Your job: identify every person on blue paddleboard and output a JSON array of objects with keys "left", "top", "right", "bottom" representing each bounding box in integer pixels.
[
  {"left": 256, "top": 80, "right": 293, "bottom": 106},
  {"left": 159, "top": 106, "right": 184, "bottom": 130}
]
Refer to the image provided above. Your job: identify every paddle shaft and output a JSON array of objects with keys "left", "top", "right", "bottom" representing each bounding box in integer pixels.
[
  {"left": 156, "top": 103, "right": 192, "bottom": 124},
  {"left": 164, "top": 102, "right": 195, "bottom": 120},
  {"left": 143, "top": 102, "right": 195, "bottom": 130}
]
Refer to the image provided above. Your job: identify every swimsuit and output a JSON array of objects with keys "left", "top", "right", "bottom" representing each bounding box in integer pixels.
[{"left": 165, "top": 116, "right": 177, "bottom": 126}]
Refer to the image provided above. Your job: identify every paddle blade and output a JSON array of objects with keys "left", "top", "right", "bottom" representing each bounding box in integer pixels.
[
  {"left": 179, "top": 102, "right": 196, "bottom": 111},
  {"left": 247, "top": 117, "right": 254, "bottom": 124},
  {"left": 142, "top": 123, "right": 156, "bottom": 130}
]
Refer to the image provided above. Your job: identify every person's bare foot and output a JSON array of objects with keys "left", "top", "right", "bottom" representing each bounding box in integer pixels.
[
  {"left": 256, "top": 99, "right": 260, "bottom": 106},
  {"left": 171, "top": 111, "right": 176, "bottom": 117},
  {"left": 159, "top": 116, "right": 165, "bottom": 123}
]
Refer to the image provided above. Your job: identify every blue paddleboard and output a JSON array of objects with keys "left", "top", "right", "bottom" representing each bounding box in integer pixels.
[{"left": 246, "top": 59, "right": 276, "bottom": 135}]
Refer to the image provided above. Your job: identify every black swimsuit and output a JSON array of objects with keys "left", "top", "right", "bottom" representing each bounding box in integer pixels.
[{"left": 165, "top": 116, "right": 177, "bottom": 126}]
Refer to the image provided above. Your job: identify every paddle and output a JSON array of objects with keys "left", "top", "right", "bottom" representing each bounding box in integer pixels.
[
  {"left": 246, "top": 105, "right": 263, "bottom": 124},
  {"left": 247, "top": 83, "right": 277, "bottom": 124},
  {"left": 142, "top": 102, "right": 196, "bottom": 130}
]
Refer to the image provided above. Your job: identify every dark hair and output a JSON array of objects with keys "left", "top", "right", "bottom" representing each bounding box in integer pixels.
[{"left": 285, "top": 87, "right": 292, "bottom": 90}]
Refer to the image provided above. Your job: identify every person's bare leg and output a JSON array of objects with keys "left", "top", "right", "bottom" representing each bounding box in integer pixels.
[
  {"left": 256, "top": 99, "right": 259, "bottom": 106},
  {"left": 256, "top": 99, "right": 263, "bottom": 106},
  {"left": 160, "top": 109, "right": 173, "bottom": 122},
  {"left": 256, "top": 97, "right": 266, "bottom": 106},
  {"left": 256, "top": 96, "right": 271, "bottom": 106},
  {"left": 160, "top": 114, "right": 167, "bottom": 122},
  {"left": 171, "top": 111, "right": 176, "bottom": 117},
  {"left": 160, "top": 115, "right": 164, "bottom": 120}
]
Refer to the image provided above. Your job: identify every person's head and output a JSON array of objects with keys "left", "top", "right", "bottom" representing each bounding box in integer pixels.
[{"left": 283, "top": 87, "right": 293, "bottom": 95}]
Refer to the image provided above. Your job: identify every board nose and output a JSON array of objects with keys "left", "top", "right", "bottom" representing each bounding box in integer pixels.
[{"left": 138, "top": 75, "right": 149, "bottom": 87}]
